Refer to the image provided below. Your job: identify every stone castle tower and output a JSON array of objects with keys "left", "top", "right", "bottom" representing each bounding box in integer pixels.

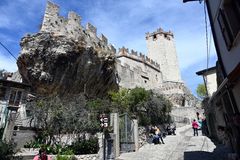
[{"left": 146, "top": 28, "right": 182, "bottom": 83}]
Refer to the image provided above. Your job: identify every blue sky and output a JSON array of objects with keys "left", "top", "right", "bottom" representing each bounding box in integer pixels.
[{"left": 0, "top": 0, "right": 217, "bottom": 95}]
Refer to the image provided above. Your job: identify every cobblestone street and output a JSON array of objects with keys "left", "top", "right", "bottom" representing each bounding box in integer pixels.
[{"left": 118, "top": 125, "right": 231, "bottom": 160}]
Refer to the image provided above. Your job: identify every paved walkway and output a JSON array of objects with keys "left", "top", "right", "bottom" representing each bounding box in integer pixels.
[{"left": 118, "top": 125, "right": 231, "bottom": 160}]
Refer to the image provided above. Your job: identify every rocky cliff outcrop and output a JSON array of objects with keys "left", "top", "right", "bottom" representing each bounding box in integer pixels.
[
  {"left": 17, "top": 32, "right": 118, "bottom": 97},
  {"left": 17, "top": 1, "right": 119, "bottom": 98}
]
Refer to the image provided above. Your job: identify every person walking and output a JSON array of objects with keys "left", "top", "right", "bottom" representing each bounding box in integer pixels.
[{"left": 192, "top": 119, "right": 199, "bottom": 136}]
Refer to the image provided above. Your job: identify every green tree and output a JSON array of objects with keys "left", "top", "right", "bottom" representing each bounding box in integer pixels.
[
  {"left": 143, "top": 94, "right": 172, "bottom": 125},
  {"left": 128, "top": 87, "right": 150, "bottom": 111},
  {"left": 108, "top": 88, "right": 130, "bottom": 112},
  {"left": 196, "top": 84, "right": 207, "bottom": 99},
  {"left": 108, "top": 87, "right": 173, "bottom": 126},
  {"left": 27, "top": 94, "right": 100, "bottom": 145}
]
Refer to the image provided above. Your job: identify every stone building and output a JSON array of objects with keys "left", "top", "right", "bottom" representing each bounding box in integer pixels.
[
  {"left": 116, "top": 28, "right": 198, "bottom": 109},
  {"left": 0, "top": 72, "right": 31, "bottom": 142},
  {"left": 196, "top": 67, "right": 217, "bottom": 97},
  {"left": 116, "top": 47, "right": 162, "bottom": 90},
  {"left": 199, "top": 0, "right": 240, "bottom": 157},
  {"left": 116, "top": 28, "right": 182, "bottom": 91}
]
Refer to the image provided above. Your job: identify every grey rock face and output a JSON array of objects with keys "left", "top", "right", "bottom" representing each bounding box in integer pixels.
[{"left": 17, "top": 32, "right": 118, "bottom": 97}]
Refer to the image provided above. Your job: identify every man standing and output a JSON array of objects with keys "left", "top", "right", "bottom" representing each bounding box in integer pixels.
[{"left": 192, "top": 119, "right": 199, "bottom": 136}]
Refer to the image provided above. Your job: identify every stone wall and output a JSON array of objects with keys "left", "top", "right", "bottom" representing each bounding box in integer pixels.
[
  {"left": 171, "top": 107, "right": 204, "bottom": 123},
  {"left": 116, "top": 47, "right": 163, "bottom": 90},
  {"left": 40, "top": 1, "right": 116, "bottom": 55},
  {"left": 153, "top": 81, "right": 200, "bottom": 108},
  {"left": 158, "top": 81, "right": 185, "bottom": 95},
  {"left": 13, "top": 129, "right": 36, "bottom": 149},
  {"left": 138, "top": 127, "right": 147, "bottom": 148}
]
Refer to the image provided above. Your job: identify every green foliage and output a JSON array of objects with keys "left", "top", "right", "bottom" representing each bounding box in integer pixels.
[
  {"left": 86, "top": 98, "right": 111, "bottom": 113},
  {"left": 196, "top": 84, "right": 207, "bottom": 99},
  {"left": 128, "top": 87, "right": 150, "bottom": 113},
  {"left": 143, "top": 95, "right": 172, "bottom": 125},
  {"left": 24, "top": 137, "right": 98, "bottom": 155},
  {"left": 56, "top": 155, "right": 76, "bottom": 160},
  {"left": 70, "top": 137, "right": 99, "bottom": 155},
  {"left": 27, "top": 95, "right": 101, "bottom": 144},
  {"left": 109, "top": 87, "right": 173, "bottom": 126},
  {"left": 23, "top": 133, "right": 47, "bottom": 148},
  {"left": 0, "top": 140, "right": 15, "bottom": 160},
  {"left": 108, "top": 88, "right": 130, "bottom": 112}
]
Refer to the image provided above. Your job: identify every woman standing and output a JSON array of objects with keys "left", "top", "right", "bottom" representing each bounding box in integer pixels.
[{"left": 192, "top": 119, "right": 199, "bottom": 136}]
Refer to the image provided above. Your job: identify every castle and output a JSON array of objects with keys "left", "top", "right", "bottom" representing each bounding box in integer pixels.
[
  {"left": 116, "top": 28, "right": 182, "bottom": 92},
  {"left": 40, "top": 1, "right": 198, "bottom": 108}
]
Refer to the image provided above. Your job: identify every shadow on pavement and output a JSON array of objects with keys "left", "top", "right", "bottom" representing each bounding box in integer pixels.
[{"left": 184, "top": 144, "right": 232, "bottom": 160}]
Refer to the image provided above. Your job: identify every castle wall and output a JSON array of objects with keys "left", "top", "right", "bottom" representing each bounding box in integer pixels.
[
  {"left": 116, "top": 48, "right": 163, "bottom": 90},
  {"left": 146, "top": 28, "right": 182, "bottom": 83},
  {"left": 158, "top": 81, "right": 185, "bottom": 95},
  {"left": 40, "top": 1, "right": 116, "bottom": 55}
]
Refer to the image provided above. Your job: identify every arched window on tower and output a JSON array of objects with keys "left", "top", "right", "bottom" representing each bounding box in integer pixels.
[{"left": 153, "top": 34, "right": 157, "bottom": 40}]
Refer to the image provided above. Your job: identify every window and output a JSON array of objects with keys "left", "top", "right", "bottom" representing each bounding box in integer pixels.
[
  {"left": 153, "top": 34, "right": 157, "bottom": 40},
  {"left": 9, "top": 90, "right": 16, "bottom": 105},
  {"left": 8, "top": 90, "right": 22, "bottom": 106},
  {"left": 218, "top": 0, "right": 240, "bottom": 50}
]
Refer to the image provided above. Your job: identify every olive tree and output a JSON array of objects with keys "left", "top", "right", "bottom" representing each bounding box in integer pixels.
[{"left": 27, "top": 94, "right": 99, "bottom": 145}]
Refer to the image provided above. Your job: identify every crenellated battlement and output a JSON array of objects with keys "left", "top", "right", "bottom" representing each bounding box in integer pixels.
[
  {"left": 40, "top": 1, "right": 116, "bottom": 54},
  {"left": 117, "top": 47, "right": 160, "bottom": 71},
  {"left": 145, "top": 27, "right": 174, "bottom": 41}
]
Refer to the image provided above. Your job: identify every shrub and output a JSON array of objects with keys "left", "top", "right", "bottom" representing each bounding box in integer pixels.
[
  {"left": 71, "top": 137, "right": 99, "bottom": 155},
  {"left": 56, "top": 155, "right": 76, "bottom": 160}
]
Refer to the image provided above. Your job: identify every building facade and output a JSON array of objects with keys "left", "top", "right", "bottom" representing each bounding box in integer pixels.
[
  {"left": 116, "top": 47, "right": 162, "bottom": 90},
  {"left": 0, "top": 73, "right": 31, "bottom": 141},
  {"left": 204, "top": 0, "right": 240, "bottom": 157},
  {"left": 196, "top": 66, "right": 217, "bottom": 97}
]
